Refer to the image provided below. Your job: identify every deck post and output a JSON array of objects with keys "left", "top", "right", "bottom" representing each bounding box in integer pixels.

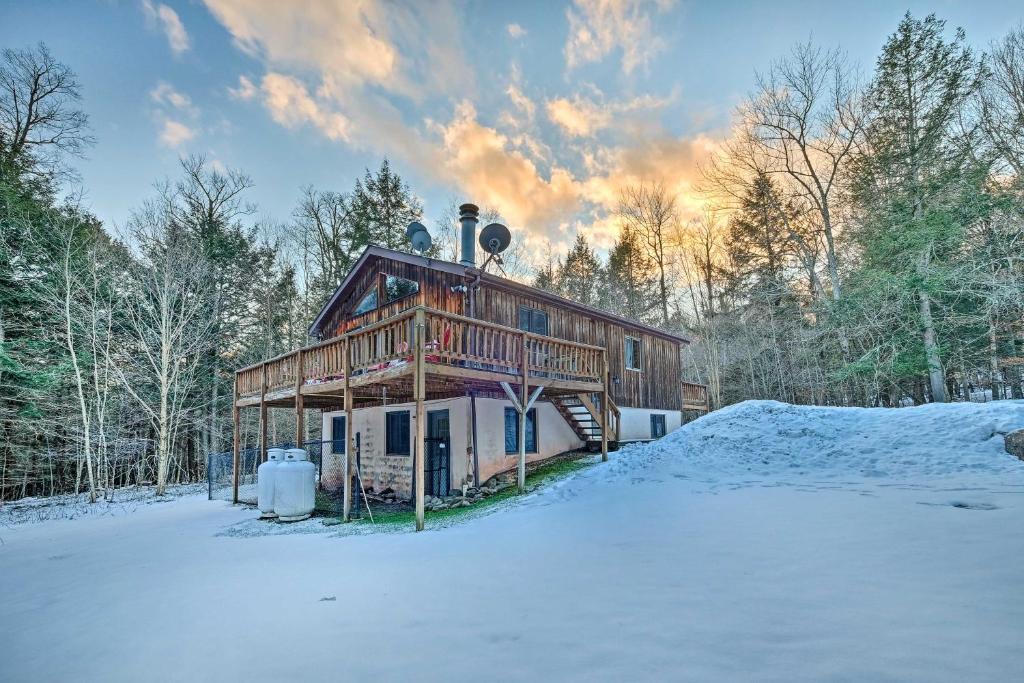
[
  {"left": 231, "top": 376, "right": 240, "bottom": 504},
  {"left": 343, "top": 338, "right": 352, "bottom": 522},
  {"left": 601, "top": 350, "right": 609, "bottom": 462},
  {"left": 518, "top": 331, "right": 528, "bottom": 494},
  {"left": 259, "top": 362, "right": 268, "bottom": 463},
  {"left": 294, "top": 349, "right": 304, "bottom": 448},
  {"left": 414, "top": 308, "right": 426, "bottom": 531}
]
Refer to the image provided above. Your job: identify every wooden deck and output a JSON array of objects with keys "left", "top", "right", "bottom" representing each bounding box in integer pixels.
[{"left": 234, "top": 306, "right": 608, "bottom": 409}]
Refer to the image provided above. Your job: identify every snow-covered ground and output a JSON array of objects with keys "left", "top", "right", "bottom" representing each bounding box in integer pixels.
[{"left": 2, "top": 400, "right": 1023, "bottom": 682}]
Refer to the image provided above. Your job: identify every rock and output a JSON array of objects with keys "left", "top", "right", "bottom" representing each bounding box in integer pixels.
[{"left": 1006, "top": 430, "right": 1024, "bottom": 460}]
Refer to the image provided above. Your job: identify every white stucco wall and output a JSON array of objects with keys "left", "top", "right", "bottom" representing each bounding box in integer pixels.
[
  {"left": 472, "top": 397, "right": 584, "bottom": 484},
  {"left": 616, "top": 407, "right": 682, "bottom": 442},
  {"left": 320, "top": 395, "right": 584, "bottom": 498}
]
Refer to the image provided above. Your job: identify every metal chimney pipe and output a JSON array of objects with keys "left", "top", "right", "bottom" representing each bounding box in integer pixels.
[{"left": 458, "top": 203, "right": 479, "bottom": 267}]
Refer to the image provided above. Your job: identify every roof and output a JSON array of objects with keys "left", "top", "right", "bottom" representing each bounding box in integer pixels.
[{"left": 308, "top": 245, "right": 690, "bottom": 344}]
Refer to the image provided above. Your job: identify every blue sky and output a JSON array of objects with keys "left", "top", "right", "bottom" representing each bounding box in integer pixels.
[{"left": 3, "top": 1, "right": 1022, "bottom": 250}]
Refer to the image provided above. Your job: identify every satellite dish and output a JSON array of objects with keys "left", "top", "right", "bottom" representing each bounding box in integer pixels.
[
  {"left": 478, "top": 223, "right": 511, "bottom": 255},
  {"left": 406, "top": 221, "right": 433, "bottom": 254}
]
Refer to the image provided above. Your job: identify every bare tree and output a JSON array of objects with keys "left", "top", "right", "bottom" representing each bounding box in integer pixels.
[
  {"left": 618, "top": 182, "right": 679, "bottom": 327},
  {"left": 978, "top": 26, "right": 1024, "bottom": 177},
  {"left": 736, "top": 42, "right": 864, "bottom": 301},
  {"left": 113, "top": 204, "right": 212, "bottom": 495},
  {"left": 0, "top": 43, "right": 93, "bottom": 179}
]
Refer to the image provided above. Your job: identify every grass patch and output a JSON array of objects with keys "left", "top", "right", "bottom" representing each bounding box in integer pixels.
[{"left": 335, "top": 451, "right": 599, "bottom": 532}]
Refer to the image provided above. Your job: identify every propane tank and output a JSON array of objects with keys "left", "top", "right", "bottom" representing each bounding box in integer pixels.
[
  {"left": 274, "top": 448, "right": 316, "bottom": 521},
  {"left": 257, "top": 448, "right": 285, "bottom": 519}
]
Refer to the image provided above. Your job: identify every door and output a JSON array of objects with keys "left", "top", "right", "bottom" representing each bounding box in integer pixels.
[{"left": 425, "top": 410, "right": 451, "bottom": 497}]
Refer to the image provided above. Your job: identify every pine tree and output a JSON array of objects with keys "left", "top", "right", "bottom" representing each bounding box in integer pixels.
[
  {"left": 557, "top": 234, "right": 604, "bottom": 307},
  {"left": 348, "top": 159, "right": 424, "bottom": 252},
  {"left": 725, "top": 172, "right": 800, "bottom": 303},
  {"left": 849, "top": 13, "right": 985, "bottom": 402},
  {"left": 606, "top": 224, "right": 658, "bottom": 322}
]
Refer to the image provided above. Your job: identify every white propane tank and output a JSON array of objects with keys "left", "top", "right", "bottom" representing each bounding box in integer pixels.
[
  {"left": 274, "top": 448, "right": 316, "bottom": 522},
  {"left": 257, "top": 448, "right": 286, "bottom": 518}
]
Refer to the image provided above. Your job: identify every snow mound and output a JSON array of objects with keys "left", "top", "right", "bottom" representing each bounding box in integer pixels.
[{"left": 618, "top": 399, "right": 1024, "bottom": 481}]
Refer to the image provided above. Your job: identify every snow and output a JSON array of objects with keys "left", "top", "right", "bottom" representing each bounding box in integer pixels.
[{"left": 2, "top": 400, "right": 1023, "bottom": 682}]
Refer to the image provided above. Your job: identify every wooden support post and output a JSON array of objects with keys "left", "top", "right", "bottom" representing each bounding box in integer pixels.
[
  {"left": 414, "top": 309, "right": 426, "bottom": 531},
  {"left": 601, "top": 350, "right": 609, "bottom": 462},
  {"left": 259, "top": 362, "right": 268, "bottom": 463},
  {"left": 231, "top": 376, "right": 240, "bottom": 504},
  {"left": 294, "top": 349, "right": 304, "bottom": 447},
  {"left": 342, "top": 338, "right": 352, "bottom": 522},
  {"left": 518, "top": 331, "right": 528, "bottom": 494}
]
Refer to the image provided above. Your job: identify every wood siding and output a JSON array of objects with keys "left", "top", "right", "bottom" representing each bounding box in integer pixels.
[
  {"left": 317, "top": 255, "right": 683, "bottom": 411},
  {"left": 474, "top": 286, "right": 682, "bottom": 411},
  {"left": 321, "top": 257, "right": 466, "bottom": 337}
]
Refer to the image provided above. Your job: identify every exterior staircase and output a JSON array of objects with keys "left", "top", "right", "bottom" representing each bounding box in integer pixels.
[{"left": 550, "top": 393, "right": 619, "bottom": 451}]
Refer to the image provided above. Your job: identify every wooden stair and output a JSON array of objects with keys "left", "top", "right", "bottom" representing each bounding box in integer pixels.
[{"left": 550, "top": 393, "right": 618, "bottom": 451}]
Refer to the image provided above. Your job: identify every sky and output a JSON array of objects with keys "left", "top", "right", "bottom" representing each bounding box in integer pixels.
[{"left": 3, "top": 0, "right": 1022, "bottom": 252}]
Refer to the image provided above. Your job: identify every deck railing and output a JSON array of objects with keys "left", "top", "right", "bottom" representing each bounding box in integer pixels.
[
  {"left": 682, "top": 381, "right": 710, "bottom": 411},
  {"left": 236, "top": 306, "right": 606, "bottom": 399}
]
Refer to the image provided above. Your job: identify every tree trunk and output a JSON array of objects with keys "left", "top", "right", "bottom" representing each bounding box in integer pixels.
[{"left": 918, "top": 289, "right": 946, "bottom": 402}]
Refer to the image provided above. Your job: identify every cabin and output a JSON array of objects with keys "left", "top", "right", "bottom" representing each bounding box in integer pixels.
[{"left": 231, "top": 204, "right": 708, "bottom": 530}]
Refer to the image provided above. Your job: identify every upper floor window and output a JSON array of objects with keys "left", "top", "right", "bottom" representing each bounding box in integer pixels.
[
  {"left": 384, "top": 274, "right": 418, "bottom": 304},
  {"left": 625, "top": 336, "right": 642, "bottom": 371},
  {"left": 353, "top": 288, "right": 378, "bottom": 316},
  {"left": 518, "top": 305, "right": 549, "bottom": 335},
  {"left": 351, "top": 274, "right": 419, "bottom": 318}
]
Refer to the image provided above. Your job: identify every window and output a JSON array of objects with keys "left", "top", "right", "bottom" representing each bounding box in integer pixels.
[
  {"left": 384, "top": 274, "right": 418, "bottom": 304},
  {"left": 331, "top": 416, "right": 346, "bottom": 454},
  {"left": 386, "top": 411, "right": 411, "bottom": 456},
  {"left": 353, "top": 287, "right": 378, "bottom": 315},
  {"left": 650, "top": 414, "right": 667, "bottom": 439},
  {"left": 517, "top": 305, "right": 549, "bottom": 335},
  {"left": 504, "top": 407, "right": 537, "bottom": 454},
  {"left": 625, "top": 336, "right": 642, "bottom": 371}
]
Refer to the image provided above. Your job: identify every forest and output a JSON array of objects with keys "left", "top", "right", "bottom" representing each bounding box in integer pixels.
[{"left": 1, "top": 13, "right": 1022, "bottom": 503}]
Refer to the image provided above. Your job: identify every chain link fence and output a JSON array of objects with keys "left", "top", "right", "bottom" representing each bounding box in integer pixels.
[{"left": 207, "top": 440, "right": 349, "bottom": 516}]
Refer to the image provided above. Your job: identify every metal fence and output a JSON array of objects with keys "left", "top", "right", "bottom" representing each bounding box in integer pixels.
[{"left": 207, "top": 440, "right": 348, "bottom": 516}]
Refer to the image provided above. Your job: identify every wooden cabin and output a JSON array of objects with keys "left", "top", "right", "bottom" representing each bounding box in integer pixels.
[{"left": 232, "top": 205, "right": 708, "bottom": 530}]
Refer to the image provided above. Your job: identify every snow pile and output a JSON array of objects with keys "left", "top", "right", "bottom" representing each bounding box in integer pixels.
[{"left": 616, "top": 399, "right": 1024, "bottom": 481}]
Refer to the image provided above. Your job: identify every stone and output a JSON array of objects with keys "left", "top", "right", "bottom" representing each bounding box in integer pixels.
[{"left": 1006, "top": 430, "right": 1024, "bottom": 460}]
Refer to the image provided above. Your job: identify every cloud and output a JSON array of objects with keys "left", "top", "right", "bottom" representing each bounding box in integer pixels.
[
  {"left": 505, "top": 84, "right": 536, "bottom": 124},
  {"left": 202, "top": 0, "right": 470, "bottom": 102},
  {"left": 546, "top": 91, "right": 671, "bottom": 137},
  {"left": 259, "top": 73, "right": 351, "bottom": 142},
  {"left": 546, "top": 96, "right": 611, "bottom": 137},
  {"left": 158, "top": 119, "right": 196, "bottom": 147},
  {"left": 507, "top": 23, "right": 527, "bottom": 39},
  {"left": 150, "top": 82, "right": 195, "bottom": 113},
  {"left": 203, "top": 0, "right": 710, "bottom": 248},
  {"left": 435, "top": 101, "right": 580, "bottom": 233},
  {"left": 564, "top": 0, "right": 675, "bottom": 74},
  {"left": 228, "top": 75, "right": 258, "bottom": 100},
  {"left": 142, "top": 1, "right": 191, "bottom": 54}
]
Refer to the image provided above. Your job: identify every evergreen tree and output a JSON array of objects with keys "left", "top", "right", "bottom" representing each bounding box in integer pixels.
[
  {"left": 348, "top": 159, "right": 424, "bottom": 252},
  {"left": 606, "top": 224, "right": 658, "bottom": 322},
  {"left": 725, "top": 172, "right": 801, "bottom": 303},
  {"left": 849, "top": 13, "right": 985, "bottom": 402},
  {"left": 557, "top": 234, "right": 604, "bottom": 307}
]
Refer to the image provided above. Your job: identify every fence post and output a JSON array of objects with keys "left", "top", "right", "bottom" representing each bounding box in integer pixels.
[
  {"left": 343, "top": 337, "right": 353, "bottom": 522},
  {"left": 414, "top": 308, "right": 426, "bottom": 531},
  {"left": 231, "top": 375, "right": 240, "bottom": 504},
  {"left": 518, "top": 331, "right": 528, "bottom": 494}
]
